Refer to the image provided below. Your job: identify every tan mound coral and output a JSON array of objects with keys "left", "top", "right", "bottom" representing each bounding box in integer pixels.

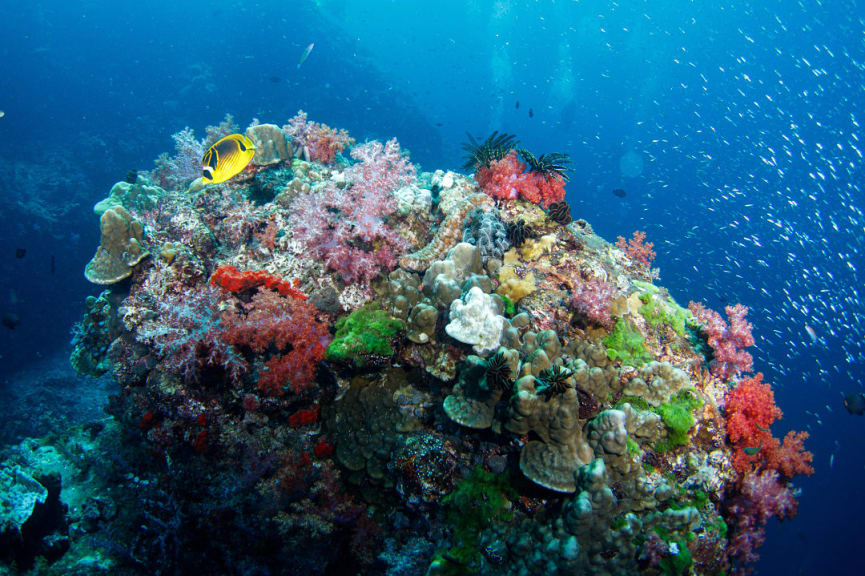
[
  {"left": 245, "top": 123, "right": 293, "bottom": 165},
  {"left": 443, "top": 348, "right": 520, "bottom": 429},
  {"left": 93, "top": 179, "right": 166, "bottom": 216},
  {"left": 623, "top": 361, "right": 691, "bottom": 406},
  {"left": 506, "top": 375, "right": 595, "bottom": 493},
  {"left": 84, "top": 206, "right": 149, "bottom": 285},
  {"left": 327, "top": 369, "right": 412, "bottom": 486}
]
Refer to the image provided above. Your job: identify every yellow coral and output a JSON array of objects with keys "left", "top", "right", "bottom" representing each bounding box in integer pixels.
[
  {"left": 519, "top": 233, "right": 557, "bottom": 261},
  {"left": 497, "top": 249, "right": 536, "bottom": 302}
]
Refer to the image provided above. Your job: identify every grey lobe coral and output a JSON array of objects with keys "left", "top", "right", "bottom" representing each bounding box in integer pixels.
[{"left": 462, "top": 207, "right": 511, "bottom": 263}]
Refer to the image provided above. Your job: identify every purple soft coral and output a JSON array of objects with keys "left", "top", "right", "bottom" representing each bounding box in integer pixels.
[
  {"left": 726, "top": 470, "right": 798, "bottom": 572},
  {"left": 136, "top": 285, "right": 247, "bottom": 383}
]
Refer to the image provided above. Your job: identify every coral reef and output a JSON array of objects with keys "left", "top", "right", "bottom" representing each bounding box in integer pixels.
[{"left": 37, "top": 113, "right": 813, "bottom": 576}]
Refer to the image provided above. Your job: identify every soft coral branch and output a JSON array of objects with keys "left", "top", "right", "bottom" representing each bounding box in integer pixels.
[
  {"left": 221, "top": 289, "right": 331, "bottom": 396},
  {"left": 689, "top": 301, "right": 754, "bottom": 380},
  {"left": 724, "top": 373, "right": 814, "bottom": 478},
  {"left": 288, "top": 138, "right": 414, "bottom": 286}
]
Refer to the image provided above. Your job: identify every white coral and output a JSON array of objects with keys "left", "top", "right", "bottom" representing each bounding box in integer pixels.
[{"left": 445, "top": 286, "right": 504, "bottom": 355}]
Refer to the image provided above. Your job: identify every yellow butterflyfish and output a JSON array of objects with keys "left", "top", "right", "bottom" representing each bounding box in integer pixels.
[{"left": 201, "top": 133, "right": 256, "bottom": 184}]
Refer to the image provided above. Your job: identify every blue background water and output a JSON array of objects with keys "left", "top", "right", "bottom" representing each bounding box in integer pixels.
[{"left": 1, "top": 1, "right": 862, "bottom": 573}]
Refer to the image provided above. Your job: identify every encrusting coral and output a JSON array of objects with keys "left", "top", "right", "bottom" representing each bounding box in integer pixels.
[{"left": 57, "top": 113, "right": 813, "bottom": 576}]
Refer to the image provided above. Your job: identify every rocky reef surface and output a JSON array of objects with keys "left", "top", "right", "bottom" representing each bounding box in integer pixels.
[{"left": 1, "top": 115, "right": 813, "bottom": 575}]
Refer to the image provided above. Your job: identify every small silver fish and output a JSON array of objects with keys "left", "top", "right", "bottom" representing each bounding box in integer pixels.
[{"left": 298, "top": 43, "right": 314, "bottom": 69}]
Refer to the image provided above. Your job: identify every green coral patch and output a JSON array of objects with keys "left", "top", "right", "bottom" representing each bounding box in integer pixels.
[
  {"left": 654, "top": 389, "right": 703, "bottom": 451},
  {"left": 603, "top": 318, "right": 653, "bottom": 366},
  {"left": 638, "top": 292, "right": 688, "bottom": 336},
  {"left": 433, "top": 467, "right": 516, "bottom": 574},
  {"left": 325, "top": 304, "right": 404, "bottom": 366}
]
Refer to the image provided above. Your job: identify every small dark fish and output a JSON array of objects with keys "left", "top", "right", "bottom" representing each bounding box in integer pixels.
[
  {"left": 613, "top": 188, "right": 627, "bottom": 198},
  {"left": 15, "top": 248, "right": 26, "bottom": 259},
  {"left": 743, "top": 444, "right": 762, "bottom": 456},
  {"left": 124, "top": 169, "right": 138, "bottom": 184},
  {"left": 269, "top": 76, "right": 282, "bottom": 83},
  {"left": 515, "top": 101, "right": 520, "bottom": 109},
  {"left": 528, "top": 108, "right": 534, "bottom": 118},
  {"left": 843, "top": 392, "right": 865, "bottom": 416},
  {"left": 2, "top": 313, "right": 19, "bottom": 330},
  {"left": 435, "top": 122, "right": 443, "bottom": 127},
  {"left": 50, "top": 254, "right": 55, "bottom": 274}
]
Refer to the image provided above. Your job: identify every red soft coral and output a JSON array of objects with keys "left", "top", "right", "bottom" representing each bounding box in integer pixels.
[
  {"left": 475, "top": 150, "right": 565, "bottom": 206},
  {"left": 766, "top": 430, "right": 814, "bottom": 478},
  {"left": 221, "top": 289, "right": 330, "bottom": 396},
  {"left": 616, "top": 230, "right": 657, "bottom": 268},
  {"left": 689, "top": 301, "right": 754, "bottom": 380},
  {"left": 211, "top": 265, "right": 307, "bottom": 300},
  {"left": 725, "top": 373, "right": 814, "bottom": 478}
]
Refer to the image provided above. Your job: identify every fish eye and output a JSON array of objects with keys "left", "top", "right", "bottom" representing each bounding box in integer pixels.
[{"left": 202, "top": 166, "right": 214, "bottom": 179}]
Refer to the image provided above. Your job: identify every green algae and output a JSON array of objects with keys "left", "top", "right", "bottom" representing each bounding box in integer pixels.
[
  {"left": 433, "top": 467, "right": 516, "bottom": 574},
  {"left": 638, "top": 292, "right": 687, "bottom": 337},
  {"left": 500, "top": 293, "right": 516, "bottom": 317},
  {"left": 654, "top": 389, "right": 703, "bottom": 452},
  {"left": 325, "top": 304, "right": 404, "bottom": 366},
  {"left": 603, "top": 319, "right": 652, "bottom": 366}
]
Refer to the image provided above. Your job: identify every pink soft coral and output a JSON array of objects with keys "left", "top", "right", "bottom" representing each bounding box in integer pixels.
[
  {"left": 289, "top": 138, "right": 414, "bottom": 286},
  {"left": 689, "top": 302, "right": 754, "bottom": 380},
  {"left": 475, "top": 150, "right": 565, "bottom": 207},
  {"left": 570, "top": 278, "right": 616, "bottom": 327},
  {"left": 726, "top": 470, "right": 798, "bottom": 572},
  {"left": 136, "top": 284, "right": 247, "bottom": 384},
  {"left": 284, "top": 110, "right": 355, "bottom": 164}
]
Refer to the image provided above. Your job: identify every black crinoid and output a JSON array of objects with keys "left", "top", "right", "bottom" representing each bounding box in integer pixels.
[
  {"left": 483, "top": 350, "right": 514, "bottom": 391},
  {"left": 547, "top": 201, "right": 572, "bottom": 226},
  {"left": 518, "top": 149, "right": 572, "bottom": 182},
  {"left": 506, "top": 219, "right": 535, "bottom": 247},
  {"left": 537, "top": 365, "right": 574, "bottom": 396},
  {"left": 462, "top": 131, "right": 520, "bottom": 171}
]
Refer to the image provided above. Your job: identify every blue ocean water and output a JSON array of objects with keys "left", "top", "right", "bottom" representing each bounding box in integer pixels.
[{"left": 0, "top": 1, "right": 862, "bottom": 574}]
